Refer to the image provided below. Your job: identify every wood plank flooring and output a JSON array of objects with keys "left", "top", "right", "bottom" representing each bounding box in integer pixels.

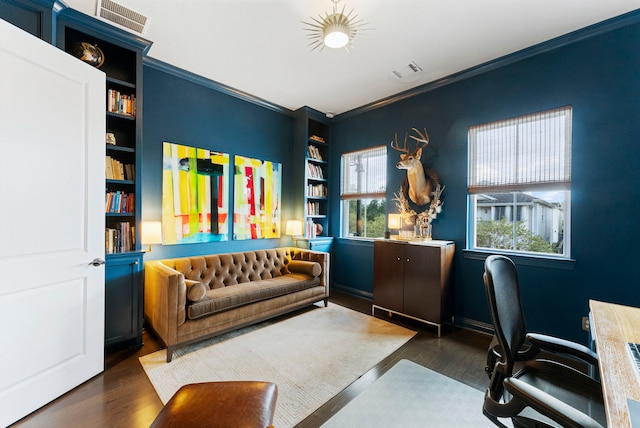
[{"left": 12, "top": 290, "right": 493, "bottom": 427}]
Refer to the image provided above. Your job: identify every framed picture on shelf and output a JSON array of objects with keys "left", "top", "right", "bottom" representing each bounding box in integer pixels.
[{"left": 162, "top": 142, "right": 230, "bottom": 244}]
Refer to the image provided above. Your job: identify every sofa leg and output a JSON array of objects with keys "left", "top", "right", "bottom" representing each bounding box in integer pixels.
[
  {"left": 324, "top": 298, "right": 329, "bottom": 307},
  {"left": 166, "top": 347, "right": 174, "bottom": 363}
]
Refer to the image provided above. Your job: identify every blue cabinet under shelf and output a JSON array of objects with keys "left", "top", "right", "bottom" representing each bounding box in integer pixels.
[
  {"left": 105, "top": 252, "right": 144, "bottom": 350},
  {"left": 295, "top": 237, "right": 333, "bottom": 253}
]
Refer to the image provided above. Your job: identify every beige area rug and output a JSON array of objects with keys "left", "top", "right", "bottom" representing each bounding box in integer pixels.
[{"left": 139, "top": 303, "right": 416, "bottom": 427}]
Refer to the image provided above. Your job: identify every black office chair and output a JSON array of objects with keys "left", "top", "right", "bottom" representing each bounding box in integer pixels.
[{"left": 482, "top": 255, "right": 606, "bottom": 428}]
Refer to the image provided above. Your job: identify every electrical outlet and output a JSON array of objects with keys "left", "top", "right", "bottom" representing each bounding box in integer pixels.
[{"left": 582, "top": 316, "right": 590, "bottom": 332}]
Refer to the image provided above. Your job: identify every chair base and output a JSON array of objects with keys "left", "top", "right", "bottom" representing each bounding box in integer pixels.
[{"left": 150, "top": 381, "right": 278, "bottom": 428}]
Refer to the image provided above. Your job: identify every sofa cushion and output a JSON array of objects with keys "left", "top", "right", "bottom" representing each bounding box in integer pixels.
[
  {"left": 185, "top": 280, "right": 208, "bottom": 302},
  {"left": 287, "top": 260, "right": 321, "bottom": 277},
  {"left": 187, "top": 274, "right": 320, "bottom": 320}
]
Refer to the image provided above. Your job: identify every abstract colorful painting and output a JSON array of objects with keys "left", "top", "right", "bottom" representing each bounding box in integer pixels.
[
  {"left": 162, "top": 142, "right": 229, "bottom": 244},
  {"left": 233, "top": 155, "right": 282, "bottom": 240}
]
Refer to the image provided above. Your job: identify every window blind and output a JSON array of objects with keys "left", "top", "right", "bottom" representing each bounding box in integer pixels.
[
  {"left": 341, "top": 145, "right": 387, "bottom": 199},
  {"left": 468, "top": 106, "right": 572, "bottom": 193}
]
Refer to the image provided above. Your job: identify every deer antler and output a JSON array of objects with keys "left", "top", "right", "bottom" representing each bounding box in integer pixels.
[
  {"left": 408, "top": 128, "right": 429, "bottom": 148},
  {"left": 390, "top": 133, "right": 411, "bottom": 154}
]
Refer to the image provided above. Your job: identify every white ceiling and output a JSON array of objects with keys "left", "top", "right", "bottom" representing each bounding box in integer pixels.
[{"left": 64, "top": 0, "right": 640, "bottom": 115}]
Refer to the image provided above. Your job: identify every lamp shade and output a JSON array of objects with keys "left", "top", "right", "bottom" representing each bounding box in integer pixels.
[
  {"left": 285, "top": 220, "right": 304, "bottom": 236},
  {"left": 141, "top": 221, "right": 162, "bottom": 245},
  {"left": 323, "top": 17, "right": 349, "bottom": 49},
  {"left": 388, "top": 214, "right": 402, "bottom": 230}
]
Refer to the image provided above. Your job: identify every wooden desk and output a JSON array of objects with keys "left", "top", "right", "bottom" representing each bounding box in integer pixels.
[{"left": 589, "top": 300, "right": 640, "bottom": 427}]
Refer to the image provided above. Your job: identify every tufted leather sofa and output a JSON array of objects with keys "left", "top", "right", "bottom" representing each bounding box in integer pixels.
[{"left": 144, "top": 247, "right": 329, "bottom": 362}]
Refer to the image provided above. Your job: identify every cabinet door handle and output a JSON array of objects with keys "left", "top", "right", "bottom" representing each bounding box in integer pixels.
[
  {"left": 397, "top": 257, "right": 401, "bottom": 261},
  {"left": 406, "top": 258, "right": 410, "bottom": 262},
  {"left": 89, "top": 258, "right": 106, "bottom": 267}
]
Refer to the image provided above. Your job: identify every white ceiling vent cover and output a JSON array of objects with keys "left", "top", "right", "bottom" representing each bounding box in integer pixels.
[
  {"left": 96, "top": 0, "right": 151, "bottom": 35},
  {"left": 392, "top": 61, "right": 423, "bottom": 80}
]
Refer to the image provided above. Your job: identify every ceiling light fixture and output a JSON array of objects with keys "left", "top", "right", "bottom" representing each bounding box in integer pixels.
[{"left": 302, "top": 0, "right": 369, "bottom": 51}]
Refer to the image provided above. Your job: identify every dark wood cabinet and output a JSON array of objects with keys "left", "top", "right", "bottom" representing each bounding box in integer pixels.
[{"left": 373, "top": 239, "right": 455, "bottom": 336}]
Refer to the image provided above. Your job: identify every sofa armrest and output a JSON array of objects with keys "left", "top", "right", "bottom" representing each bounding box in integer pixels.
[
  {"left": 144, "top": 260, "right": 188, "bottom": 346},
  {"left": 289, "top": 248, "right": 330, "bottom": 294}
]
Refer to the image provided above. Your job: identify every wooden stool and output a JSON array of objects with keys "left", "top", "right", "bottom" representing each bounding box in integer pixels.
[{"left": 150, "top": 381, "right": 278, "bottom": 428}]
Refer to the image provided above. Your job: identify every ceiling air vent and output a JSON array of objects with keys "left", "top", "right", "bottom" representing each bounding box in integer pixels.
[
  {"left": 96, "top": 0, "right": 151, "bottom": 35},
  {"left": 391, "top": 61, "right": 423, "bottom": 81}
]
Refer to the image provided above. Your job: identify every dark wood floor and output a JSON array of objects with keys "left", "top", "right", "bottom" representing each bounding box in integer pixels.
[{"left": 12, "top": 290, "right": 493, "bottom": 428}]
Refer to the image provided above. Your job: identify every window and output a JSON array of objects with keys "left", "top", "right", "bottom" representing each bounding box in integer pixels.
[
  {"left": 341, "top": 146, "right": 387, "bottom": 238},
  {"left": 468, "top": 106, "right": 572, "bottom": 257}
]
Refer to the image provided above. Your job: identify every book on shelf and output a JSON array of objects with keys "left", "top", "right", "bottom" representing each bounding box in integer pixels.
[
  {"left": 105, "top": 222, "right": 136, "bottom": 254},
  {"left": 307, "top": 183, "right": 327, "bottom": 197},
  {"left": 105, "top": 191, "right": 135, "bottom": 213},
  {"left": 306, "top": 162, "right": 324, "bottom": 179},
  {"left": 105, "top": 156, "right": 135, "bottom": 180},
  {"left": 309, "top": 135, "right": 325, "bottom": 143},
  {"left": 308, "top": 145, "right": 323, "bottom": 160},
  {"left": 306, "top": 219, "right": 317, "bottom": 238},
  {"left": 306, "top": 201, "right": 321, "bottom": 216},
  {"left": 107, "top": 89, "right": 136, "bottom": 117}
]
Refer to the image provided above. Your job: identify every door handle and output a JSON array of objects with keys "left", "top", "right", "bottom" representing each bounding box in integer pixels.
[{"left": 89, "top": 258, "right": 106, "bottom": 267}]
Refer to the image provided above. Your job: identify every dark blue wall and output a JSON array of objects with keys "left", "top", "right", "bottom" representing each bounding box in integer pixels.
[
  {"left": 139, "top": 14, "right": 640, "bottom": 344},
  {"left": 330, "top": 18, "right": 640, "bottom": 343},
  {"left": 141, "top": 65, "right": 296, "bottom": 259}
]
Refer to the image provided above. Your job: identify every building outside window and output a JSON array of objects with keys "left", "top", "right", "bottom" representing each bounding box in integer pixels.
[
  {"left": 468, "top": 106, "right": 572, "bottom": 257},
  {"left": 341, "top": 146, "right": 387, "bottom": 238}
]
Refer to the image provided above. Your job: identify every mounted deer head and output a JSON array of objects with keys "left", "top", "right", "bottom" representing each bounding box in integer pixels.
[{"left": 391, "top": 128, "right": 433, "bottom": 206}]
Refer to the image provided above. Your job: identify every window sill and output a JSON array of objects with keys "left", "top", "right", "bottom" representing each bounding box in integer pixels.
[{"left": 463, "top": 249, "right": 576, "bottom": 270}]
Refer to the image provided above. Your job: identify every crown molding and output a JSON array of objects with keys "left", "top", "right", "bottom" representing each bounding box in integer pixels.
[{"left": 143, "top": 57, "right": 293, "bottom": 116}]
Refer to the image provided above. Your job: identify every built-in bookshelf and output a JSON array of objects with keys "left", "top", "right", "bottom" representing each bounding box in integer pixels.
[
  {"left": 56, "top": 20, "right": 143, "bottom": 255},
  {"left": 294, "top": 108, "right": 331, "bottom": 242},
  {"left": 56, "top": 8, "right": 151, "bottom": 350}
]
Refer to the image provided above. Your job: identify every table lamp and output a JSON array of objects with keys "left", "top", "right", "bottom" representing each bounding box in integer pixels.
[
  {"left": 285, "top": 220, "right": 304, "bottom": 247},
  {"left": 141, "top": 221, "right": 162, "bottom": 252},
  {"left": 386, "top": 214, "right": 402, "bottom": 239}
]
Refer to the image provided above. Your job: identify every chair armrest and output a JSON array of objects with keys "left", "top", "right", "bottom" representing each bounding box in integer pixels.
[
  {"left": 527, "top": 333, "right": 598, "bottom": 367},
  {"left": 504, "top": 377, "right": 604, "bottom": 428}
]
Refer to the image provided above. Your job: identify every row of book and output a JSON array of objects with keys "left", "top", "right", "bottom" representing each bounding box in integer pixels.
[
  {"left": 309, "top": 134, "right": 325, "bottom": 143},
  {"left": 307, "top": 144, "right": 323, "bottom": 161},
  {"left": 106, "top": 156, "right": 135, "bottom": 180},
  {"left": 307, "top": 162, "right": 325, "bottom": 179},
  {"left": 107, "top": 89, "right": 136, "bottom": 117},
  {"left": 106, "top": 222, "right": 135, "bottom": 254},
  {"left": 307, "top": 201, "right": 322, "bottom": 216},
  {"left": 305, "top": 219, "right": 318, "bottom": 239},
  {"left": 307, "top": 183, "right": 327, "bottom": 197},
  {"left": 106, "top": 191, "right": 135, "bottom": 213}
]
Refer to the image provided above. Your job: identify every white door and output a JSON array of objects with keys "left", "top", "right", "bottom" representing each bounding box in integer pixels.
[{"left": 0, "top": 19, "right": 105, "bottom": 426}]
